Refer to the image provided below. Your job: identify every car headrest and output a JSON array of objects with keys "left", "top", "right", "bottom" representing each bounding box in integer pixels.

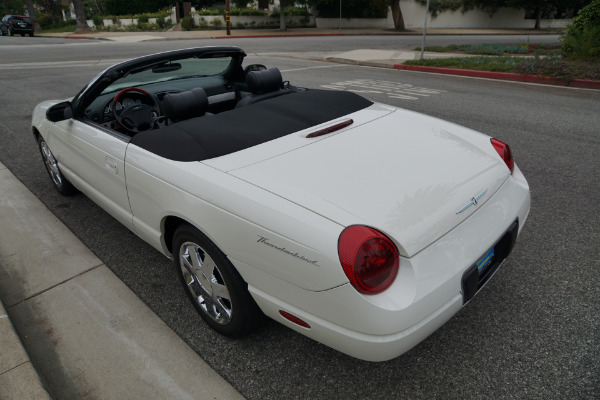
[
  {"left": 162, "top": 87, "right": 209, "bottom": 122},
  {"left": 247, "top": 67, "right": 283, "bottom": 94}
]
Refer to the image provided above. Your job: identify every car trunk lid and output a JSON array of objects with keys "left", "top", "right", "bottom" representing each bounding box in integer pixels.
[{"left": 213, "top": 107, "right": 510, "bottom": 256}]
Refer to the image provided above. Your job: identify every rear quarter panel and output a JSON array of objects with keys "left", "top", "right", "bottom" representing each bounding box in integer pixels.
[{"left": 124, "top": 144, "right": 349, "bottom": 291}]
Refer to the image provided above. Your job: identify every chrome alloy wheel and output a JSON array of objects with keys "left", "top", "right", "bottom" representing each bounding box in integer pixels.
[
  {"left": 39, "top": 139, "right": 63, "bottom": 188},
  {"left": 179, "top": 241, "right": 233, "bottom": 325}
]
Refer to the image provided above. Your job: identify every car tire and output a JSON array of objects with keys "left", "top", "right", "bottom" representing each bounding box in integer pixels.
[
  {"left": 36, "top": 136, "right": 78, "bottom": 195},
  {"left": 173, "top": 223, "right": 261, "bottom": 337},
  {"left": 29, "top": 32, "right": 34, "bottom": 37}
]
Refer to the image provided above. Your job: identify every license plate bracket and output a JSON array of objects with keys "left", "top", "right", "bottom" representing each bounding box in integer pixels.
[{"left": 461, "top": 220, "right": 519, "bottom": 304}]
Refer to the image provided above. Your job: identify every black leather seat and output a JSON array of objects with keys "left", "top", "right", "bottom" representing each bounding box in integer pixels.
[
  {"left": 235, "top": 67, "right": 295, "bottom": 108},
  {"left": 162, "top": 87, "right": 210, "bottom": 122}
]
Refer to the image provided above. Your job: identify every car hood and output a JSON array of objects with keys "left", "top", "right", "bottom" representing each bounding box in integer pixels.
[{"left": 206, "top": 105, "right": 510, "bottom": 257}]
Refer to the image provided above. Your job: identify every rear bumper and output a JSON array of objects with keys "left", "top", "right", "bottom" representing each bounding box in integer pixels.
[
  {"left": 9, "top": 26, "right": 33, "bottom": 34},
  {"left": 239, "top": 165, "right": 530, "bottom": 361},
  {"left": 252, "top": 283, "right": 465, "bottom": 362}
]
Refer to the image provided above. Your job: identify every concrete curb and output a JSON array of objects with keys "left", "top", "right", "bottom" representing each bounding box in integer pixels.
[
  {"left": 35, "top": 34, "right": 112, "bottom": 41},
  {"left": 34, "top": 27, "right": 565, "bottom": 42},
  {"left": 393, "top": 64, "right": 600, "bottom": 89},
  {"left": 0, "top": 161, "right": 245, "bottom": 400},
  {"left": 0, "top": 300, "right": 53, "bottom": 400},
  {"left": 213, "top": 32, "right": 345, "bottom": 39}
]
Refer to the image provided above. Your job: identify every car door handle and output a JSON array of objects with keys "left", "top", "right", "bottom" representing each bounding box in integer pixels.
[{"left": 105, "top": 156, "right": 118, "bottom": 174}]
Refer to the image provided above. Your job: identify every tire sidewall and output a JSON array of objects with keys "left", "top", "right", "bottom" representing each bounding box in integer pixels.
[
  {"left": 36, "top": 135, "right": 78, "bottom": 196},
  {"left": 173, "top": 223, "right": 258, "bottom": 337}
]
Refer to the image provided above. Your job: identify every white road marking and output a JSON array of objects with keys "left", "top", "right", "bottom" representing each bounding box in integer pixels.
[
  {"left": 0, "top": 59, "right": 124, "bottom": 70},
  {"left": 280, "top": 65, "right": 350, "bottom": 73},
  {"left": 321, "top": 79, "right": 446, "bottom": 101},
  {"left": 0, "top": 60, "right": 124, "bottom": 70}
]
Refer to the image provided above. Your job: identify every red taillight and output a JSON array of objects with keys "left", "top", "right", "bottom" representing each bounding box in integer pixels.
[
  {"left": 338, "top": 226, "right": 399, "bottom": 294},
  {"left": 491, "top": 138, "right": 514, "bottom": 174}
]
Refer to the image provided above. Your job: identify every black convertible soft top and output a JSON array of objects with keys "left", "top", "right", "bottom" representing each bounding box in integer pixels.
[{"left": 130, "top": 90, "right": 373, "bottom": 162}]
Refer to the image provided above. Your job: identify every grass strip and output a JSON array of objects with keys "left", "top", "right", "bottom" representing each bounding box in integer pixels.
[
  {"left": 404, "top": 56, "right": 521, "bottom": 73},
  {"left": 404, "top": 56, "right": 600, "bottom": 80},
  {"left": 415, "top": 43, "right": 561, "bottom": 56},
  {"left": 40, "top": 24, "right": 77, "bottom": 33}
]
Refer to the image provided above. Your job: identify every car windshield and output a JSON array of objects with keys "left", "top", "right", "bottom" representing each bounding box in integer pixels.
[
  {"left": 13, "top": 16, "right": 31, "bottom": 23},
  {"left": 102, "top": 56, "right": 234, "bottom": 94}
]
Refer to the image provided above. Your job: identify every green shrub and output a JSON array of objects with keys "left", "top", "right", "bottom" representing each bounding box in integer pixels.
[
  {"left": 210, "top": 18, "right": 222, "bottom": 28},
  {"left": 571, "top": 0, "right": 600, "bottom": 31},
  {"left": 229, "top": 8, "right": 268, "bottom": 16},
  {"left": 37, "top": 14, "right": 54, "bottom": 27},
  {"left": 92, "top": 15, "right": 104, "bottom": 27},
  {"left": 181, "top": 16, "right": 194, "bottom": 30},
  {"left": 138, "top": 14, "right": 149, "bottom": 23},
  {"left": 196, "top": 9, "right": 221, "bottom": 16},
  {"left": 562, "top": 24, "right": 600, "bottom": 61},
  {"left": 41, "top": 18, "right": 76, "bottom": 29},
  {"left": 270, "top": 7, "right": 311, "bottom": 17},
  {"left": 562, "top": 0, "right": 600, "bottom": 60}
]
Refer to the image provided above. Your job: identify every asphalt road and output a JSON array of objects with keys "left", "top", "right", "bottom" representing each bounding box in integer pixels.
[
  {"left": 0, "top": 36, "right": 598, "bottom": 399},
  {"left": 0, "top": 33, "right": 562, "bottom": 62}
]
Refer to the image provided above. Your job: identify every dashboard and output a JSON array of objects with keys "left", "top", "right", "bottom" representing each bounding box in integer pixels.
[{"left": 83, "top": 76, "right": 238, "bottom": 127}]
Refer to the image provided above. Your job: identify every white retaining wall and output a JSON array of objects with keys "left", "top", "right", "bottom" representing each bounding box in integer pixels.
[
  {"left": 86, "top": 2, "right": 571, "bottom": 30},
  {"left": 317, "top": 2, "right": 572, "bottom": 29}
]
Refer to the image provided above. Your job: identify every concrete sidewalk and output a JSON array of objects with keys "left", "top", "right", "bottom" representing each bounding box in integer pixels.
[
  {"left": 0, "top": 161, "right": 245, "bottom": 399},
  {"left": 36, "top": 27, "right": 565, "bottom": 42}
]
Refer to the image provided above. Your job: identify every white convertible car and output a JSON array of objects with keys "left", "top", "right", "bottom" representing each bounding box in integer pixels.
[{"left": 32, "top": 46, "right": 530, "bottom": 362}]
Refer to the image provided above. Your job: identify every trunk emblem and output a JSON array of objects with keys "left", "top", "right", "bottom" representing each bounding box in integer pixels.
[{"left": 456, "top": 189, "right": 488, "bottom": 214}]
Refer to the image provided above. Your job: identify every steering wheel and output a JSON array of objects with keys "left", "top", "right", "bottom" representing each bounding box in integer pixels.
[{"left": 113, "top": 87, "right": 160, "bottom": 133}]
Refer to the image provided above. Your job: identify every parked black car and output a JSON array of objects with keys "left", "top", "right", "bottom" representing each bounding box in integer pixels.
[{"left": 1, "top": 15, "right": 34, "bottom": 37}]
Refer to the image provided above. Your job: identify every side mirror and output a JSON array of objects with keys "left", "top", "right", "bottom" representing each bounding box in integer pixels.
[{"left": 46, "top": 101, "right": 73, "bottom": 122}]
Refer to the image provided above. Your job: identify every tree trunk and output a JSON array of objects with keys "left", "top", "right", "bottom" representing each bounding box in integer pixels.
[
  {"left": 280, "top": 9, "right": 286, "bottom": 31},
  {"left": 391, "top": 0, "right": 406, "bottom": 31},
  {"left": 73, "top": 0, "right": 92, "bottom": 33},
  {"left": 24, "top": 0, "right": 41, "bottom": 32},
  {"left": 534, "top": 7, "right": 541, "bottom": 29}
]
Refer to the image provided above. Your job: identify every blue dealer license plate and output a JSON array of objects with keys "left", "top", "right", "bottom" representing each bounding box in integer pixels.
[{"left": 476, "top": 247, "right": 495, "bottom": 274}]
